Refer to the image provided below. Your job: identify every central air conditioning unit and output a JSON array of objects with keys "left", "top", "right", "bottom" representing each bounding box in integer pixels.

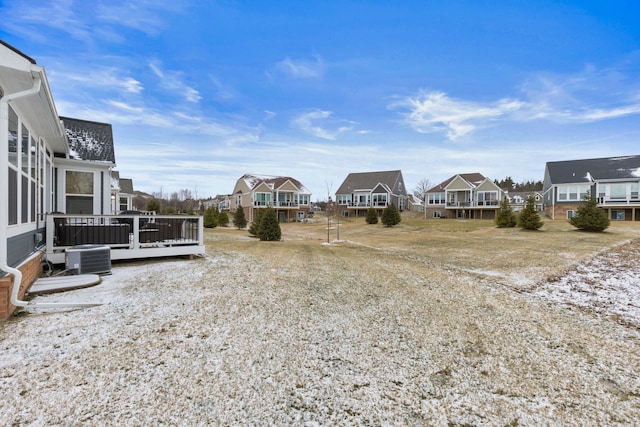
[{"left": 65, "top": 244, "right": 112, "bottom": 275}]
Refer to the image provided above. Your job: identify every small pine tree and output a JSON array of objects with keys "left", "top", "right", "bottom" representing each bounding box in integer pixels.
[
  {"left": 146, "top": 198, "right": 161, "bottom": 214},
  {"left": 495, "top": 196, "right": 517, "bottom": 228},
  {"left": 381, "top": 203, "right": 401, "bottom": 227},
  {"left": 233, "top": 208, "right": 247, "bottom": 229},
  {"left": 365, "top": 208, "right": 379, "bottom": 224},
  {"left": 517, "top": 195, "right": 543, "bottom": 230},
  {"left": 257, "top": 208, "right": 281, "bottom": 241},
  {"left": 569, "top": 194, "right": 610, "bottom": 232},
  {"left": 217, "top": 210, "right": 229, "bottom": 227},
  {"left": 203, "top": 206, "right": 218, "bottom": 228},
  {"left": 248, "top": 209, "right": 265, "bottom": 236}
]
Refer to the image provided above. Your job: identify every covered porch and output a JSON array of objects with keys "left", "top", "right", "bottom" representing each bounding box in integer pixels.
[{"left": 44, "top": 213, "right": 205, "bottom": 264}]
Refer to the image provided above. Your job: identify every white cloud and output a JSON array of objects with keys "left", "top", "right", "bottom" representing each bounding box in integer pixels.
[
  {"left": 149, "top": 62, "right": 201, "bottom": 103},
  {"left": 290, "top": 110, "right": 353, "bottom": 140},
  {"left": 275, "top": 55, "right": 324, "bottom": 79},
  {"left": 48, "top": 67, "right": 143, "bottom": 94},
  {"left": 393, "top": 60, "right": 640, "bottom": 141},
  {"left": 391, "top": 91, "right": 523, "bottom": 141}
]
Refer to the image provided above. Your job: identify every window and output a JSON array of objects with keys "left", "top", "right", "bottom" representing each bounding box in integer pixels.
[
  {"left": 433, "top": 211, "right": 441, "bottom": 218},
  {"left": 7, "top": 107, "right": 42, "bottom": 225},
  {"left": 611, "top": 210, "right": 625, "bottom": 221},
  {"left": 254, "top": 192, "right": 271, "bottom": 206},
  {"left": 372, "top": 193, "right": 387, "bottom": 206},
  {"left": 428, "top": 193, "right": 446, "bottom": 205},
  {"left": 477, "top": 191, "right": 498, "bottom": 206},
  {"left": 557, "top": 185, "right": 590, "bottom": 201},
  {"left": 299, "top": 194, "right": 309, "bottom": 205},
  {"left": 119, "top": 197, "right": 128, "bottom": 212},
  {"left": 235, "top": 195, "right": 242, "bottom": 207},
  {"left": 610, "top": 184, "right": 626, "bottom": 199},
  {"left": 632, "top": 183, "right": 639, "bottom": 199},
  {"left": 65, "top": 171, "right": 94, "bottom": 214},
  {"left": 336, "top": 195, "right": 350, "bottom": 205},
  {"left": 566, "top": 210, "right": 575, "bottom": 219}
]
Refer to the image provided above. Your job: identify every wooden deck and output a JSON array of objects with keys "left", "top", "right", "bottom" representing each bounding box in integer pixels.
[{"left": 44, "top": 214, "right": 205, "bottom": 264}]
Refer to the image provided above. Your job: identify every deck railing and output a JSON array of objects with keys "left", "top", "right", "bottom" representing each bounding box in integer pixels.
[{"left": 45, "top": 214, "right": 205, "bottom": 264}]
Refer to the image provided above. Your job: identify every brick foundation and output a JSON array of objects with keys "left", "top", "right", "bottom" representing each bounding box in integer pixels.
[{"left": 0, "top": 254, "right": 43, "bottom": 321}]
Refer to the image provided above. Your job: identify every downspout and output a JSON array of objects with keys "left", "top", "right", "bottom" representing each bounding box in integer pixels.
[{"left": 0, "top": 69, "right": 100, "bottom": 309}]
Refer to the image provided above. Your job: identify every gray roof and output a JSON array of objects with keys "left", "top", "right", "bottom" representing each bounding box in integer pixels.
[
  {"left": 336, "top": 170, "right": 406, "bottom": 195},
  {"left": 61, "top": 116, "right": 116, "bottom": 163},
  {"left": 119, "top": 178, "right": 134, "bottom": 193},
  {"left": 426, "top": 173, "right": 486, "bottom": 193},
  {"left": 545, "top": 155, "right": 640, "bottom": 184}
]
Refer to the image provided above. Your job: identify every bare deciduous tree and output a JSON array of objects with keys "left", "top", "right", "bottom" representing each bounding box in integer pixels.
[{"left": 413, "top": 178, "right": 432, "bottom": 201}]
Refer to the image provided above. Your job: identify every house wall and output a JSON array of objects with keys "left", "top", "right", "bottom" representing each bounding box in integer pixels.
[
  {"left": 424, "top": 207, "right": 451, "bottom": 219},
  {"left": 7, "top": 227, "right": 44, "bottom": 266},
  {"left": 545, "top": 203, "right": 580, "bottom": 220},
  {"left": 0, "top": 252, "right": 43, "bottom": 321}
]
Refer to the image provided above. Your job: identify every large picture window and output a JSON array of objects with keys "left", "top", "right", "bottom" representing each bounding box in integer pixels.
[
  {"left": 7, "top": 106, "right": 40, "bottom": 225},
  {"left": 477, "top": 191, "right": 498, "bottom": 206},
  {"left": 428, "top": 193, "right": 446, "bottom": 205},
  {"left": 65, "top": 171, "right": 94, "bottom": 214},
  {"left": 254, "top": 192, "right": 271, "bottom": 206},
  {"left": 372, "top": 193, "right": 387, "bottom": 206},
  {"left": 557, "top": 185, "right": 590, "bottom": 201},
  {"left": 610, "top": 184, "right": 626, "bottom": 199}
]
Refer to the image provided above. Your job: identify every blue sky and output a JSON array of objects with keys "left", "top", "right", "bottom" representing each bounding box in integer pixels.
[{"left": 2, "top": 1, "right": 639, "bottom": 199}]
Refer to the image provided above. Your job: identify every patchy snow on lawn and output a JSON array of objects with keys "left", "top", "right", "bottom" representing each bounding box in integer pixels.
[{"left": 534, "top": 239, "right": 640, "bottom": 328}]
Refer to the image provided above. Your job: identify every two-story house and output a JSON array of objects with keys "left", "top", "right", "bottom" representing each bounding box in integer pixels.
[
  {"left": 425, "top": 173, "right": 505, "bottom": 219},
  {"left": 335, "top": 170, "right": 407, "bottom": 217},
  {"left": 231, "top": 174, "right": 312, "bottom": 222},
  {"left": 543, "top": 155, "right": 640, "bottom": 221}
]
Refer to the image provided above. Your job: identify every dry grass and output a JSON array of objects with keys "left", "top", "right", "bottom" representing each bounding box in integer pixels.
[{"left": 2, "top": 214, "right": 640, "bottom": 425}]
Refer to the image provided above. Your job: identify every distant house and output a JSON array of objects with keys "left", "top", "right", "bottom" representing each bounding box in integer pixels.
[
  {"left": 504, "top": 191, "right": 543, "bottom": 212},
  {"left": 202, "top": 194, "right": 230, "bottom": 212},
  {"left": 543, "top": 155, "right": 640, "bottom": 221},
  {"left": 425, "top": 173, "right": 506, "bottom": 219},
  {"left": 231, "top": 174, "right": 312, "bottom": 222},
  {"left": 111, "top": 171, "right": 135, "bottom": 213},
  {"left": 335, "top": 170, "right": 407, "bottom": 217}
]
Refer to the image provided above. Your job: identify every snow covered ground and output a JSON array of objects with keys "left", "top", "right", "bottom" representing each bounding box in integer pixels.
[
  {"left": 1, "top": 237, "right": 640, "bottom": 425},
  {"left": 534, "top": 238, "right": 640, "bottom": 329}
]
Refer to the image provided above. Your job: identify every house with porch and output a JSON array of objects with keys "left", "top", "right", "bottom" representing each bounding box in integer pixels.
[
  {"left": 1, "top": 41, "right": 204, "bottom": 319},
  {"left": 425, "top": 173, "right": 505, "bottom": 219},
  {"left": 335, "top": 170, "right": 407, "bottom": 217},
  {"left": 543, "top": 155, "right": 640, "bottom": 221},
  {"left": 231, "top": 174, "right": 312, "bottom": 223}
]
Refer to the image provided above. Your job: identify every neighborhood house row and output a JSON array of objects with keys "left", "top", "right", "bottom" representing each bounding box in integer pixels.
[{"left": 2, "top": 40, "right": 640, "bottom": 320}]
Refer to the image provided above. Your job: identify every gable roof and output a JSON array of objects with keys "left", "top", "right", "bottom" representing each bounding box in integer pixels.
[
  {"left": 545, "top": 155, "right": 640, "bottom": 184},
  {"left": 426, "top": 173, "right": 486, "bottom": 193},
  {"left": 119, "top": 178, "right": 134, "bottom": 194},
  {"left": 239, "top": 174, "right": 311, "bottom": 194},
  {"left": 336, "top": 170, "right": 406, "bottom": 195},
  {"left": 0, "top": 39, "right": 36, "bottom": 64},
  {"left": 61, "top": 116, "right": 116, "bottom": 163}
]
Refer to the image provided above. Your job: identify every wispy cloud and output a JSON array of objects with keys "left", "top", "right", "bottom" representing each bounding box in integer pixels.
[
  {"left": 274, "top": 55, "right": 325, "bottom": 79},
  {"left": 49, "top": 67, "right": 143, "bottom": 94},
  {"left": 149, "top": 62, "right": 201, "bottom": 103},
  {"left": 393, "top": 61, "right": 640, "bottom": 141},
  {"left": 290, "top": 110, "right": 353, "bottom": 140},
  {"left": 391, "top": 91, "right": 523, "bottom": 141},
  {"left": 96, "top": 1, "right": 181, "bottom": 36}
]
